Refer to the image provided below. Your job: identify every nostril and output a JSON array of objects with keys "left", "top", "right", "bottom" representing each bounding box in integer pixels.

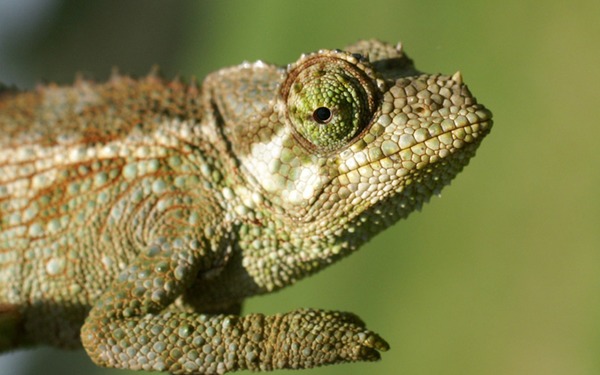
[{"left": 412, "top": 104, "right": 430, "bottom": 116}]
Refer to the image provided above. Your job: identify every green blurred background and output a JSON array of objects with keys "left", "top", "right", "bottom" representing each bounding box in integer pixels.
[{"left": 1, "top": 0, "right": 599, "bottom": 374}]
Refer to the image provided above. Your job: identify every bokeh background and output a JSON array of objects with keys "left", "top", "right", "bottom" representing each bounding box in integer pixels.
[{"left": 1, "top": 0, "right": 599, "bottom": 374}]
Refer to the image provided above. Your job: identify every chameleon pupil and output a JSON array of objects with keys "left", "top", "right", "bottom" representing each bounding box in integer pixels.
[{"left": 313, "top": 107, "right": 332, "bottom": 123}]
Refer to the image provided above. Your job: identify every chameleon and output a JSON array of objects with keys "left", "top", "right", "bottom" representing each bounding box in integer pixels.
[{"left": 0, "top": 40, "right": 492, "bottom": 373}]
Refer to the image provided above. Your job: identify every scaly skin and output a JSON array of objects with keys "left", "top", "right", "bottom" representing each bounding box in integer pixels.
[{"left": 0, "top": 40, "right": 492, "bottom": 373}]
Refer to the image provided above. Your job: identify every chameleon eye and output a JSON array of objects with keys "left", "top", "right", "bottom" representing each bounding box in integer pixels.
[
  {"left": 282, "top": 51, "right": 381, "bottom": 153},
  {"left": 312, "top": 107, "right": 332, "bottom": 124}
]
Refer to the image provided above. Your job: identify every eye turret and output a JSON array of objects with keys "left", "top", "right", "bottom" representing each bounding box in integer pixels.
[{"left": 281, "top": 50, "right": 383, "bottom": 153}]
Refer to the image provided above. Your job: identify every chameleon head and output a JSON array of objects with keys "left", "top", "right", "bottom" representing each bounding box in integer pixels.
[
  {"left": 238, "top": 46, "right": 491, "bottom": 222},
  {"left": 230, "top": 42, "right": 492, "bottom": 275}
]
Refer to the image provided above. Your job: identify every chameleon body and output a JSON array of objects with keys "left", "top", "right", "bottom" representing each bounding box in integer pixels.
[{"left": 0, "top": 40, "right": 492, "bottom": 373}]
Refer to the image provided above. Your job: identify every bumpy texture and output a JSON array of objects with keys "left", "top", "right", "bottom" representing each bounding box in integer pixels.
[{"left": 0, "top": 40, "right": 492, "bottom": 373}]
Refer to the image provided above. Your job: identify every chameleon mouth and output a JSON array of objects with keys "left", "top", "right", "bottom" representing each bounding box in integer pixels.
[
  {"left": 337, "top": 105, "right": 492, "bottom": 179},
  {"left": 384, "top": 108, "right": 493, "bottom": 166},
  {"left": 319, "top": 106, "right": 493, "bottom": 221}
]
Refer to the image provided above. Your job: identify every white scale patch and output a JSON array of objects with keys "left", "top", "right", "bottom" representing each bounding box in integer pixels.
[
  {"left": 241, "top": 127, "right": 321, "bottom": 205},
  {"left": 45, "top": 257, "right": 66, "bottom": 276}
]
